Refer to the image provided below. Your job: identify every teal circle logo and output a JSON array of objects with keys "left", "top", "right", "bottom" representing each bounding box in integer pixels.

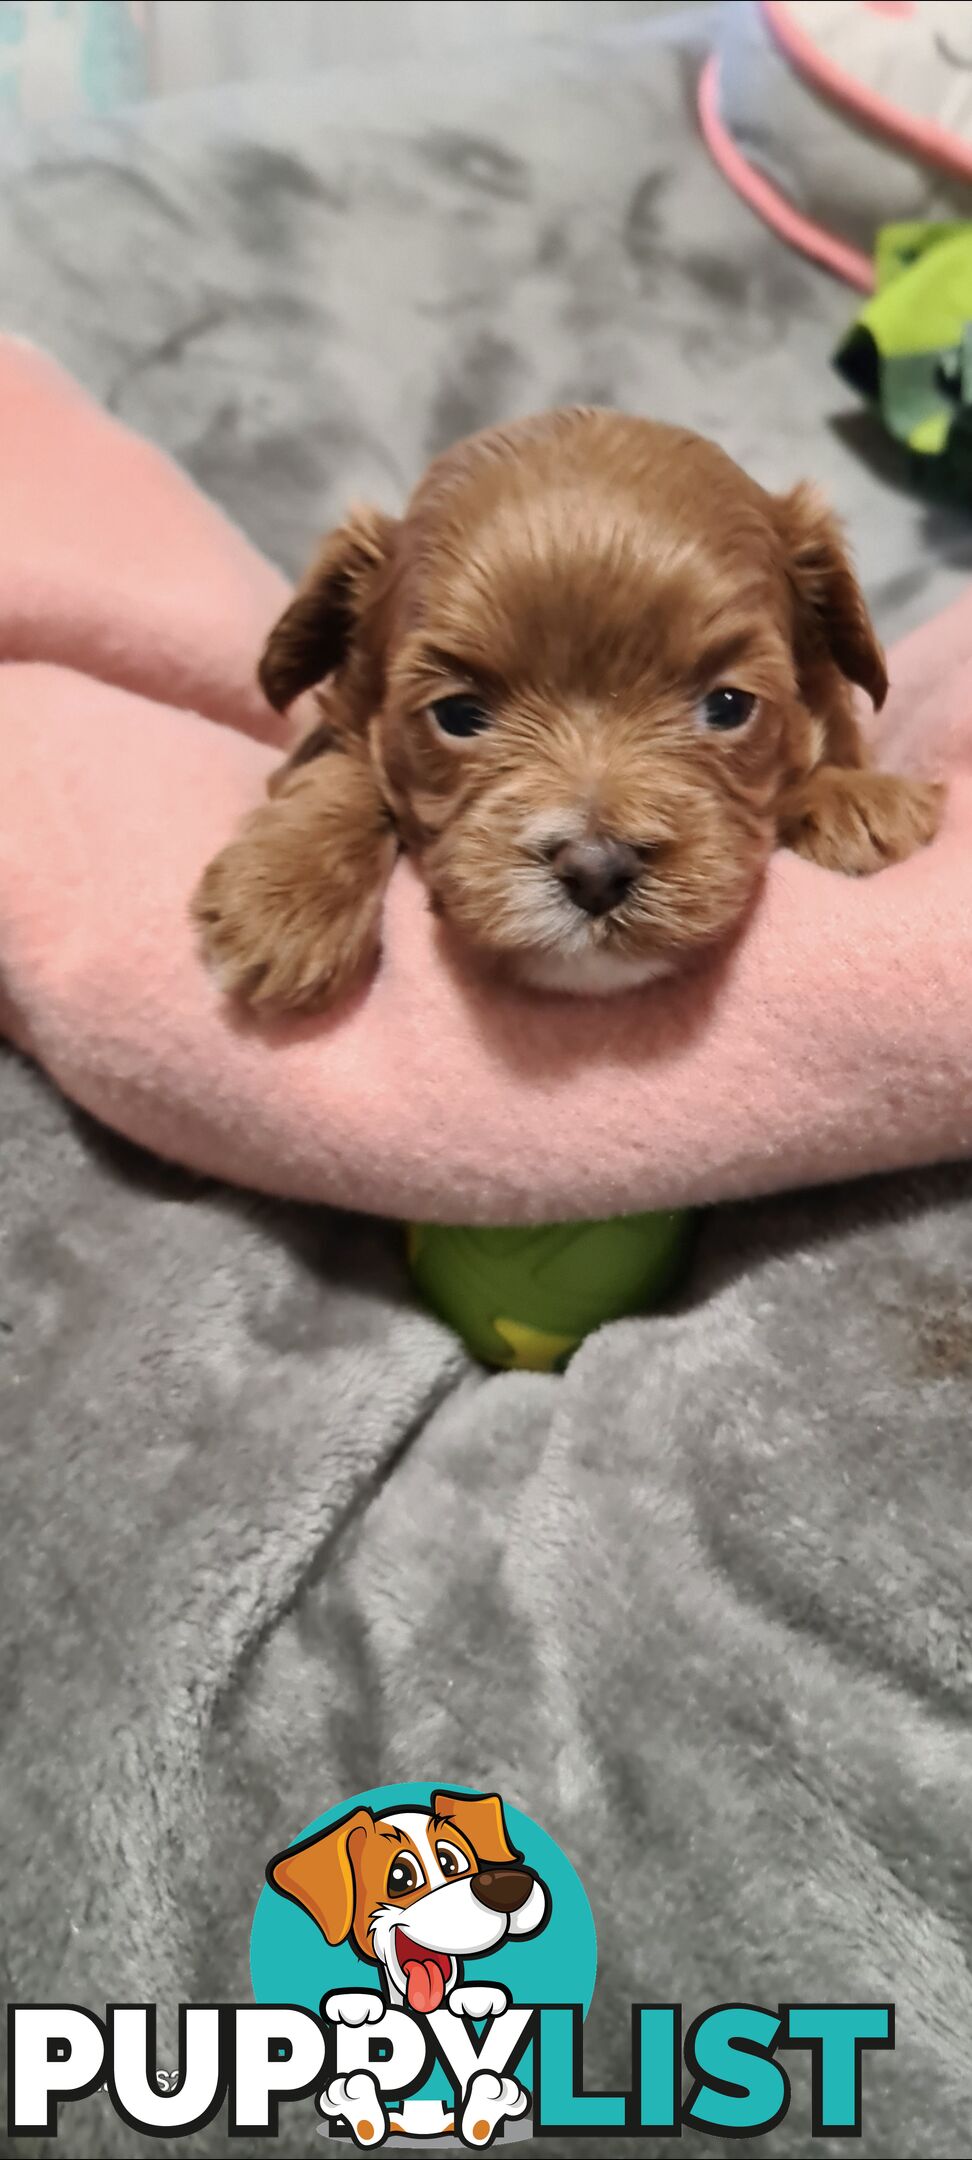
[{"left": 251, "top": 1782, "right": 596, "bottom": 2015}]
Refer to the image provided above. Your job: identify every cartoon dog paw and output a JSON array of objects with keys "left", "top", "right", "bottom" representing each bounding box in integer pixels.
[
  {"left": 460, "top": 2069, "right": 529, "bottom": 2147},
  {"left": 322, "top": 1989, "right": 385, "bottom": 2026},
  {"left": 323, "top": 2069, "right": 388, "bottom": 2148},
  {"left": 448, "top": 1983, "right": 511, "bottom": 2021}
]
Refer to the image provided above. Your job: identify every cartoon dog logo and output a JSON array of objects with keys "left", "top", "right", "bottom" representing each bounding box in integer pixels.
[{"left": 268, "top": 1788, "right": 550, "bottom": 2146}]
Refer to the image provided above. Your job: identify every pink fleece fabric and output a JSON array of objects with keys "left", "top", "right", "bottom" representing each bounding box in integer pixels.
[{"left": 1, "top": 338, "right": 970, "bottom": 1224}]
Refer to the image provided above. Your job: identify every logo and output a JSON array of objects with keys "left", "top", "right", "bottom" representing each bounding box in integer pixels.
[
  {"left": 250, "top": 1781, "right": 596, "bottom": 2146},
  {"left": 6, "top": 1780, "right": 894, "bottom": 2146}
]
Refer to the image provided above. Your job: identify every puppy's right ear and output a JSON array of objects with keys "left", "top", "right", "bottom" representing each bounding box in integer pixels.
[
  {"left": 267, "top": 1806, "right": 374, "bottom": 1946},
  {"left": 259, "top": 507, "right": 398, "bottom": 715},
  {"left": 432, "top": 1791, "right": 520, "bottom": 1868}
]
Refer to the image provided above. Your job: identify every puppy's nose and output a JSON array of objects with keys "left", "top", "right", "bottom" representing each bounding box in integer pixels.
[
  {"left": 470, "top": 1867, "right": 534, "bottom": 1914},
  {"left": 551, "top": 837, "right": 640, "bottom": 917}
]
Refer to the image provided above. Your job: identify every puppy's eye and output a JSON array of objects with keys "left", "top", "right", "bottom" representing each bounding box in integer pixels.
[
  {"left": 698, "top": 687, "right": 757, "bottom": 732},
  {"left": 387, "top": 1855, "right": 425, "bottom": 1898},
  {"left": 428, "top": 694, "right": 491, "bottom": 739},
  {"left": 435, "top": 1841, "right": 471, "bottom": 1879}
]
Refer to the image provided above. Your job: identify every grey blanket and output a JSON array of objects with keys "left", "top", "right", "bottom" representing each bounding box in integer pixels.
[{"left": 2, "top": 16, "right": 971, "bottom": 2157}]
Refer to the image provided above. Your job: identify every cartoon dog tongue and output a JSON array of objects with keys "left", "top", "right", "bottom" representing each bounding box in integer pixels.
[{"left": 401, "top": 1950, "right": 447, "bottom": 2013}]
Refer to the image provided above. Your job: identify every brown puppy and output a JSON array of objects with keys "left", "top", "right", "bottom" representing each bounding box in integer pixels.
[{"left": 193, "top": 408, "right": 941, "bottom": 1008}]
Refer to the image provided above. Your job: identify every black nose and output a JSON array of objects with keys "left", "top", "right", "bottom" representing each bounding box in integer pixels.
[
  {"left": 551, "top": 837, "right": 640, "bottom": 918},
  {"left": 470, "top": 1867, "right": 534, "bottom": 1915}
]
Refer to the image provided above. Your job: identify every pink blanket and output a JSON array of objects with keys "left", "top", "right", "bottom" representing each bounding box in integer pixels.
[{"left": 2, "top": 339, "right": 970, "bottom": 1224}]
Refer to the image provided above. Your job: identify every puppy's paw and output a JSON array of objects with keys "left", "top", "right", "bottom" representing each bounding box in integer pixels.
[
  {"left": 781, "top": 766, "right": 943, "bottom": 877},
  {"left": 448, "top": 1984, "right": 510, "bottom": 2021},
  {"left": 192, "top": 838, "right": 374, "bottom": 1011},
  {"left": 322, "top": 2070, "right": 388, "bottom": 2147},
  {"left": 460, "top": 2070, "right": 528, "bottom": 2147},
  {"left": 322, "top": 1990, "right": 385, "bottom": 2027},
  {"left": 191, "top": 790, "right": 385, "bottom": 1013}
]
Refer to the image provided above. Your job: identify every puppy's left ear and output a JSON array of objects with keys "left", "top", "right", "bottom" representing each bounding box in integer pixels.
[
  {"left": 259, "top": 506, "right": 399, "bottom": 716},
  {"left": 776, "top": 482, "right": 887, "bottom": 712},
  {"left": 432, "top": 1790, "right": 520, "bottom": 1867}
]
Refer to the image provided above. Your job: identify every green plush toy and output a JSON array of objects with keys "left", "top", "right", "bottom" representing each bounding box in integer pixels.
[
  {"left": 407, "top": 1210, "right": 695, "bottom": 1371},
  {"left": 834, "top": 220, "right": 972, "bottom": 487}
]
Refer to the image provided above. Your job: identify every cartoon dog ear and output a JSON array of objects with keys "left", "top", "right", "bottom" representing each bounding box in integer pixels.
[
  {"left": 432, "top": 1791, "right": 520, "bottom": 1867},
  {"left": 776, "top": 481, "right": 887, "bottom": 712},
  {"left": 267, "top": 1807, "right": 374, "bottom": 1945},
  {"left": 259, "top": 506, "right": 399, "bottom": 715}
]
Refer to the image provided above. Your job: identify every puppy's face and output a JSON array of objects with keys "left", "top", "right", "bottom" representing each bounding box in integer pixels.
[
  {"left": 262, "top": 411, "right": 887, "bottom": 994},
  {"left": 268, "top": 1791, "right": 549, "bottom": 2011}
]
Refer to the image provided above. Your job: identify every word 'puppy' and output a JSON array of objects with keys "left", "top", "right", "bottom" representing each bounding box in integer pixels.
[{"left": 193, "top": 408, "right": 941, "bottom": 1007}]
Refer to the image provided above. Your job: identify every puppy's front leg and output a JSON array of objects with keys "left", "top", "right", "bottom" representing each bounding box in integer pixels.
[
  {"left": 779, "top": 764, "right": 942, "bottom": 877},
  {"left": 192, "top": 744, "right": 396, "bottom": 1011}
]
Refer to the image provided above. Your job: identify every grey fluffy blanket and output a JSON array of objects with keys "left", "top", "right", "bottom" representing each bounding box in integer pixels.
[{"left": 2, "top": 17, "right": 971, "bottom": 2156}]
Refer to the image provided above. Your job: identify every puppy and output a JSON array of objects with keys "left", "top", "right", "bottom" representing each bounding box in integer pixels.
[
  {"left": 269, "top": 1792, "right": 546, "bottom": 2145},
  {"left": 192, "top": 408, "right": 941, "bottom": 1008}
]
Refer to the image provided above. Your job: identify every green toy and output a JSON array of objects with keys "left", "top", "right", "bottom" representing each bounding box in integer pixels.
[
  {"left": 407, "top": 1210, "right": 695, "bottom": 1372},
  {"left": 835, "top": 220, "right": 972, "bottom": 489}
]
